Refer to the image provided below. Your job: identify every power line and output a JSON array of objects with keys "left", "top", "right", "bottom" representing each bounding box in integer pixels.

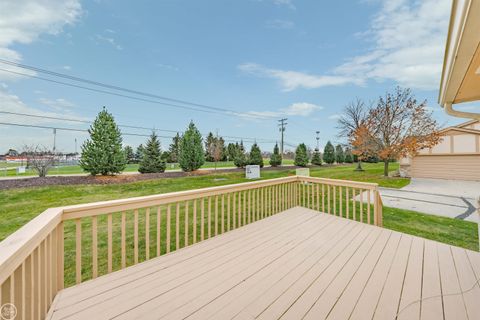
[
  {"left": 0, "top": 60, "right": 276, "bottom": 120},
  {"left": 0, "top": 110, "right": 278, "bottom": 143},
  {"left": 0, "top": 110, "right": 179, "bottom": 133},
  {"left": 0, "top": 58, "right": 254, "bottom": 116},
  {"left": 0, "top": 68, "right": 233, "bottom": 116},
  {"left": 0, "top": 122, "right": 161, "bottom": 137}
]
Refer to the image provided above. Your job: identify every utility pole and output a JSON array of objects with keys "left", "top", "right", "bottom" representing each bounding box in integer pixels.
[
  {"left": 278, "top": 118, "right": 287, "bottom": 155},
  {"left": 53, "top": 128, "right": 57, "bottom": 154},
  {"left": 75, "top": 138, "right": 77, "bottom": 154},
  {"left": 315, "top": 131, "right": 320, "bottom": 151}
]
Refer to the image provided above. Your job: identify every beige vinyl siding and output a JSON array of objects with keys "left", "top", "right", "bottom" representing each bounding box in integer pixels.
[{"left": 410, "top": 155, "right": 480, "bottom": 181}]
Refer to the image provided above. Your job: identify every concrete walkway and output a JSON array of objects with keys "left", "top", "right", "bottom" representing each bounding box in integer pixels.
[
  {"left": 379, "top": 187, "right": 479, "bottom": 223},
  {"left": 401, "top": 178, "right": 480, "bottom": 199}
]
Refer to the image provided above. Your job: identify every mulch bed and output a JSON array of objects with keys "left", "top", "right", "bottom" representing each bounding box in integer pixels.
[{"left": 0, "top": 166, "right": 299, "bottom": 190}]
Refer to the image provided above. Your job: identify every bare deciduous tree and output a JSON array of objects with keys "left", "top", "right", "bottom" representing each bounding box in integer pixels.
[
  {"left": 208, "top": 137, "right": 223, "bottom": 170},
  {"left": 337, "top": 98, "right": 372, "bottom": 170},
  {"left": 23, "top": 145, "right": 56, "bottom": 177},
  {"left": 352, "top": 87, "right": 440, "bottom": 176},
  {"left": 336, "top": 98, "right": 371, "bottom": 138}
]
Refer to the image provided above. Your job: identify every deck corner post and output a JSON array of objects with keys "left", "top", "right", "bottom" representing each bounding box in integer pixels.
[{"left": 56, "top": 221, "right": 64, "bottom": 291}]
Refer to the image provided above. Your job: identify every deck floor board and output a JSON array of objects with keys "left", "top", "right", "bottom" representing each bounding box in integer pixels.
[{"left": 47, "top": 207, "right": 480, "bottom": 320}]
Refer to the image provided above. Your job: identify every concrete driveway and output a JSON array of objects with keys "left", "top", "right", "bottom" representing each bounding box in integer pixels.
[{"left": 380, "top": 178, "right": 480, "bottom": 223}]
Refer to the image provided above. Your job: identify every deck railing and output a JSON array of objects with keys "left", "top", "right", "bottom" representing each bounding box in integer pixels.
[{"left": 0, "top": 175, "right": 381, "bottom": 320}]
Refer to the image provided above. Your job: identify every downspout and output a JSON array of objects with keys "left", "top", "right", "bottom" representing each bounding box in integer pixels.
[
  {"left": 478, "top": 197, "right": 480, "bottom": 252},
  {"left": 444, "top": 102, "right": 480, "bottom": 251}
]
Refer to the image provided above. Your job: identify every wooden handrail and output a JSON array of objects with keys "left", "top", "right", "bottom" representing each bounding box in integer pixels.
[
  {"left": 0, "top": 175, "right": 382, "bottom": 320},
  {"left": 62, "top": 176, "right": 298, "bottom": 220},
  {"left": 0, "top": 208, "right": 63, "bottom": 286}
]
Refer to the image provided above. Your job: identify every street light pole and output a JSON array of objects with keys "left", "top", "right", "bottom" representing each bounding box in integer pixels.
[{"left": 278, "top": 118, "right": 287, "bottom": 156}]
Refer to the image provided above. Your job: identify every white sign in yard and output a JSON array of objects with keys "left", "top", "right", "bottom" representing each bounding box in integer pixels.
[
  {"left": 245, "top": 165, "right": 260, "bottom": 179},
  {"left": 16, "top": 166, "right": 26, "bottom": 174},
  {"left": 296, "top": 168, "right": 310, "bottom": 177}
]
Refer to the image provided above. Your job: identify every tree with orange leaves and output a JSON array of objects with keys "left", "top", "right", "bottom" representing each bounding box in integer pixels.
[{"left": 351, "top": 87, "right": 440, "bottom": 176}]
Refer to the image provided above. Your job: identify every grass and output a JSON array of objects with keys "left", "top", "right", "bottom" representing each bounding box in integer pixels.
[
  {"left": 0, "top": 161, "right": 236, "bottom": 177},
  {"left": 308, "top": 162, "right": 410, "bottom": 188},
  {"left": 1, "top": 162, "right": 477, "bottom": 286},
  {"left": 384, "top": 207, "right": 478, "bottom": 251},
  {"left": 0, "top": 159, "right": 297, "bottom": 177}
]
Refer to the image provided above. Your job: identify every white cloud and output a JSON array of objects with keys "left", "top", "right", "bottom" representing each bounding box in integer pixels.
[
  {"left": 256, "top": 0, "right": 296, "bottom": 10},
  {"left": 95, "top": 34, "right": 123, "bottom": 51},
  {"left": 266, "top": 19, "right": 295, "bottom": 30},
  {"left": 241, "top": 0, "right": 450, "bottom": 91},
  {"left": 242, "top": 102, "right": 323, "bottom": 119},
  {"left": 334, "top": 0, "right": 450, "bottom": 90},
  {"left": 156, "top": 63, "right": 180, "bottom": 71},
  {"left": 238, "top": 63, "right": 363, "bottom": 91},
  {"left": 271, "top": 0, "right": 295, "bottom": 10},
  {"left": 39, "top": 97, "right": 75, "bottom": 110},
  {"left": 0, "top": 0, "right": 82, "bottom": 81},
  {"left": 328, "top": 114, "right": 342, "bottom": 120},
  {"left": 0, "top": 89, "right": 86, "bottom": 125},
  {"left": 63, "top": 65, "right": 72, "bottom": 70}
]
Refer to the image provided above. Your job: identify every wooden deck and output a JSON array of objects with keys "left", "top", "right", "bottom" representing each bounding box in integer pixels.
[{"left": 47, "top": 207, "right": 480, "bottom": 320}]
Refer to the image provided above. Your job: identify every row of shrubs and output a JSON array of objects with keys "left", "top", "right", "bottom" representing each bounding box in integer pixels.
[{"left": 79, "top": 108, "right": 361, "bottom": 176}]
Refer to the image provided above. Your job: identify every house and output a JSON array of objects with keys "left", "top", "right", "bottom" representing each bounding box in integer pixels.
[
  {"left": 400, "top": 119, "right": 480, "bottom": 180},
  {"left": 1, "top": 1, "right": 480, "bottom": 320}
]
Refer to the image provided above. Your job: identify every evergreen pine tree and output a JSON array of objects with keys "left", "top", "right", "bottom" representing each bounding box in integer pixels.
[
  {"left": 248, "top": 143, "right": 264, "bottom": 167},
  {"left": 124, "top": 146, "right": 135, "bottom": 164},
  {"left": 135, "top": 144, "right": 144, "bottom": 163},
  {"left": 323, "top": 141, "right": 335, "bottom": 164},
  {"left": 344, "top": 147, "right": 354, "bottom": 163},
  {"left": 294, "top": 143, "right": 309, "bottom": 167},
  {"left": 161, "top": 151, "right": 170, "bottom": 162},
  {"left": 233, "top": 140, "right": 247, "bottom": 168},
  {"left": 226, "top": 143, "right": 237, "bottom": 161},
  {"left": 168, "top": 133, "right": 181, "bottom": 163},
  {"left": 204, "top": 132, "right": 215, "bottom": 162},
  {"left": 219, "top": 137, "right": 227, "bottom": 161},
  {"left": 80, "top": 107, "right": 126, "bottom": 175},
  {"left": 178, "top": 121, "right": 205, "bottom": 171},
  {"left": 311, "top": 148, "right": 322, "bottom": 166},
  {"left": 138, "top": 132, "right": 166, "bottom": 173},
  {"left": 335, "top": 144, "right": 345, "bottom": 163},
  {"left": 269, "top": 143, "right": 282, "bottom": 167}
]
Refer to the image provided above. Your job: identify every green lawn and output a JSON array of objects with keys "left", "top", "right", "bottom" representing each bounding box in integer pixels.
[
  {"left": 0, "top": 162, "right": 477, "bottom": 286},
  {"left": 384, "top": 207, "right": 478, "bottom": 251},
  {"left": 0, "top": 161, "right": 239, "bottom": 177}
]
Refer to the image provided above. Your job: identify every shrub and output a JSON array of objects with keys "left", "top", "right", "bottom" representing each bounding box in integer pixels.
[
  {"left": 168, "top": 133, "right": 181, "bottom": 163},
  {"left": 248, "top": 143, "right": 264, "bottom": 167},
  {"left": 124, "top": 146, "right": 135, "bottom": 164},
  {"left": 294, "top": 143, "right": 309, "bottom": 167},
  {"left": 344, "top": 147, "right": 353, "bottom": 163},
  {"left": 178, "top": 121, "right": 205, "bottom": 171},
  {"left": 233, "top": 141, "right": 247, "bottom": 168},
  {"left": 269, "top": 143, "right": 282, "bottom": 167},
  {"left": 323, "top": 141, "right": 335, "bottom": 164},
  {"left": 335, "top": 144, "right": 345, "bottom": 163},
  {"left": 80, "top": 107, "right": 126, "bottom": 175},
  {"left": 138, "top": 132, "right": 166, "bottom": 173},
  {"left": 311, "top": 149, "right": 322, "bottom": 166},
  {"left": 135, "top": 144, "right": 144, "bottom": 163}
]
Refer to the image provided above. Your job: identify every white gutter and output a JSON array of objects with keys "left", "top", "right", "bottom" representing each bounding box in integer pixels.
[{"left": 444, "top": 102, "right": 480, "bottom": 120}]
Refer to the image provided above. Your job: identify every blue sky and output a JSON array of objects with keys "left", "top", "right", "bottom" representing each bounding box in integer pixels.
[{"left": 1, "top": 0, "right": 477, "bottom": 154}]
